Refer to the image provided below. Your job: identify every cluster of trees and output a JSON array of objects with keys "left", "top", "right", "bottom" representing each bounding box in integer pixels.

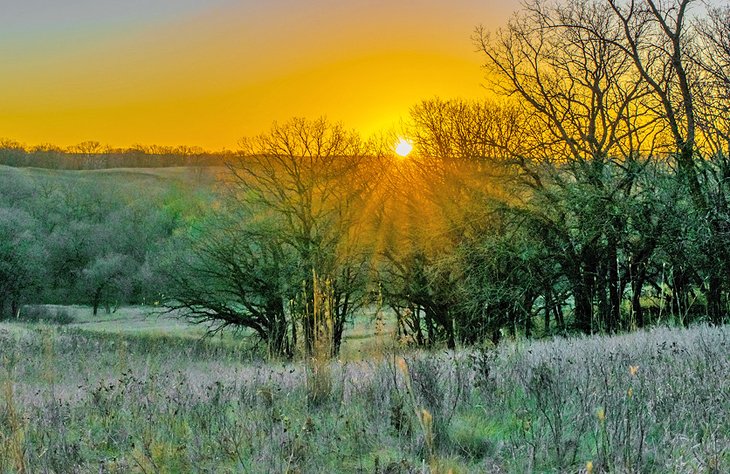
[
  {"left": 168, "top": 0, "right": 730, "bottom": 357},
  {"left": 379, "top": 0, "right": 730, "bottom": 346},
  {"left": 0, "top": 168, "right": 202, "bottom": 318},
  {"left": 473, "top": 0, "right": 730, "bottom": 333},
  {"left": 0, "top": 140, "right": 232, "bottom": 170},
  {"left": 2, "top": 0, "right": 727, "bottom": 357}
]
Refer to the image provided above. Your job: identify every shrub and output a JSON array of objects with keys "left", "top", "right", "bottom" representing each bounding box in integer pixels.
[{"left": 17, "top": 306, "right": 74, "bottom": 325}]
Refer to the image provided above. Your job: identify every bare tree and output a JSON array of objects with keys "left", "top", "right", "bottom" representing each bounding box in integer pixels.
[
  {"left": 475, "top": 0, "right": 659, "bottom": 332},
  {"left": 695, "top": 4, "right": 730, "bottom": 157},
  {"left": 606, "top": 0, "right": 707, "bottom": 203},
  {"left": 168, "top": 118, "right": 372, "bottom": 357}
]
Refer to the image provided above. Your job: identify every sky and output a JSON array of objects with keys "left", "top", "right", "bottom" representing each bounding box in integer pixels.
[{"left": 0, "top": 0, "right": 520, "bottom": 150}]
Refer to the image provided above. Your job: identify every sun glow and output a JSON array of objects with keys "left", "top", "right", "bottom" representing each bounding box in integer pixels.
[{"left": 395, "top": 138, "right": 413, "bottom": 157}]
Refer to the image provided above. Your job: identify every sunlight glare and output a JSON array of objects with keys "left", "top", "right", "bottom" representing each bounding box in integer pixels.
[{"left": 395, "top": 138, "right": 413, "bottom": 157}]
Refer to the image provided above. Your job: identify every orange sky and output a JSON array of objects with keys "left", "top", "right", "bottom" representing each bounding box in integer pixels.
[{"left": 0, "top": 0, "right": 519, "bottom": 150}]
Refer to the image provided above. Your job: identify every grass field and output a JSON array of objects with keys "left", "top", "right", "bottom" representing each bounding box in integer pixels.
[
  {"left": 0, "top": 308, "right": 728, "bottom": 473},
  {"left": 36, "top": 305, "right": 395, "bottom": 360},
  {"left": 0, "top": 164, "right": 225, "bottom": 187}
]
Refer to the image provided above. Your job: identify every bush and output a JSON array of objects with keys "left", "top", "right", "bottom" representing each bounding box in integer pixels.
[{"left": 17, "top": 306, "right": 74, "bottom": 325}]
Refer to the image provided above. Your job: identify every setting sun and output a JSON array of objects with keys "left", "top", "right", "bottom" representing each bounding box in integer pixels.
[{"left": 395, "top": 138, "right": 413, "bottom": 157}]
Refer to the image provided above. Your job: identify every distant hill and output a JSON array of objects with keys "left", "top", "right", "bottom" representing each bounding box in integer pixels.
[
  {"left": 0, "top": 164, "right": 226, "bottom": 189},
  {"left": 0, "top": 143, "right": 234, "bottom": 170}
]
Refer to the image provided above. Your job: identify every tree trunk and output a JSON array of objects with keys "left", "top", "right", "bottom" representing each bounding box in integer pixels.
[
  {"left": 544, "top": 290, "right": 552, "bottom": 336},
  {"left": 412, "top": 305, "right": 424, "bottom": 346},
  {"left": 446, "top": 314, "right": 456, "bottom": 350},
  {"left": 608, "top": 242, "right": 621, "bottom": 332},
  {"left": 291, "top": 312, "right": 298, "bottom": 352},
  {"left": 630, "top": 270, "right": 646, "bottom": 328},
  {"left": 434, "top": 302, "right": 456, "bottom": 349},
  {"left": 671, "top": 271, "right": 690, "bottom": 325},
  {"left": 554, "top": 302, "right": 565, "bottom": 332},
  {"left": 332, "top": 295, "right": 348, "bottom": 357},
  {"left": 267, "top": 299, "right": 290, "bottom": 358},
  {"left": 92, "top": 286, "right": 103, "bottom": 316},
  {"left": 573, "top": 280, "right": 594, "bottom": 333},
  {"left": 303, "top": 306, "right": 314, "bottom": 356},
  {"left": 524, "top": 291, "right": 534, "bottom": 338},
  {"left": 707, "top": 274, "right": 722, "bottom": 325},
  {"left": 424, "top": 305, "right": 435, "bottom": 347}
]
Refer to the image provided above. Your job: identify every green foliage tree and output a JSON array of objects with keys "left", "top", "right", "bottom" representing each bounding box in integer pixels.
[
  {"left": 0, "top": 166, "right": 193, "bottom": 315},
  {"left": 0, "top": 208, "right": 45, "bottom": 318}
]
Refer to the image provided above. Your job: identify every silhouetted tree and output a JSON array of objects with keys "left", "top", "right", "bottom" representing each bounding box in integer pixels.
[{"left": 167, "top": 118, "right": 372, "bottom": 357}]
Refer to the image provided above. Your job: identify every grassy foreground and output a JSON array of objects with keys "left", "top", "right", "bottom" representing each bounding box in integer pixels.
[{"left": 0, "top": 312, "right": 728, "bottom": 473}]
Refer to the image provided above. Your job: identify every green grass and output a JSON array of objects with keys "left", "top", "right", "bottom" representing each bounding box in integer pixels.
[
  {"left": 0, "top": 164, "right": 224, "bottom": 187},
  {"left": 65, "top": 306, "right": 206, "bottom": 335},
  {"left": 56, "top": 305, "right": 393, "bottom": 355},
  {"left": 0, "top": 310, "right": 728, "bottom": 473}
]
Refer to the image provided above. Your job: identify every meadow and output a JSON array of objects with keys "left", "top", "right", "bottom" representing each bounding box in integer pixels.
[{"left": 1, "top": 306, "right": 727, "bottom": 473}]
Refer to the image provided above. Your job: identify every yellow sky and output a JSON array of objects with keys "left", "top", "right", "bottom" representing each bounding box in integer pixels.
[{"left": 0, "top": 0, "right": 519, "bottom": 150}]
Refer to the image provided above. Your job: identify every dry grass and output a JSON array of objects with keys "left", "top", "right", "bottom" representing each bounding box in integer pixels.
[{"left": 0, "top": 319, "right": 727, "bottom": 472}]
